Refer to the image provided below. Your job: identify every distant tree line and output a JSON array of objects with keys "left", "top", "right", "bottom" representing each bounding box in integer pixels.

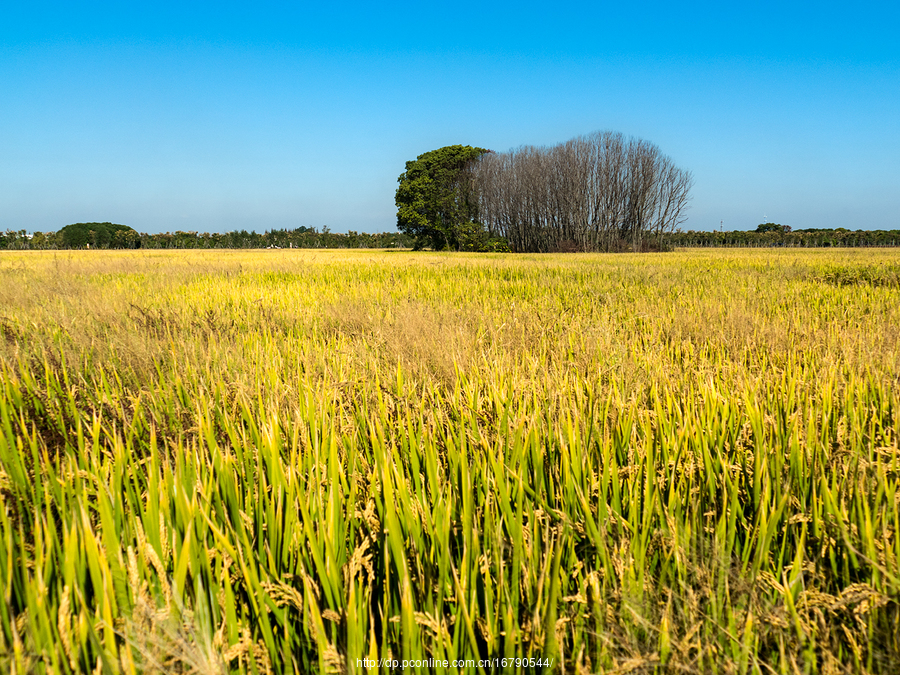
[
  {"left": 0, "top": 224, "right": 413, "bottom": 250},
  {"left": 137, "top": 228, "right": 412, "bottom": 250},
  {"left": 4, "top": 221, "right": 898, "bottom": 253},
  {"left": 669, "top": 227, "right": 900, "bottom": 248}
]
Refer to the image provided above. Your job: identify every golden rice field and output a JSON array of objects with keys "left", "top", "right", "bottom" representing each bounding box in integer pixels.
[{"left": 1, "top": 248, "right": 899, "bottom": 674}]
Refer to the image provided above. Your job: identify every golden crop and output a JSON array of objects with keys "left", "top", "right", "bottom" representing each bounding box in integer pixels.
[{"left": 1, "top": 248, "right": 898, "bottom": 673}]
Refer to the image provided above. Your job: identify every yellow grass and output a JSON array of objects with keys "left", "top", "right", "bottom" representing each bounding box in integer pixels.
[{"left": 0, "top": 248, "right": 898, "bottom": 673}]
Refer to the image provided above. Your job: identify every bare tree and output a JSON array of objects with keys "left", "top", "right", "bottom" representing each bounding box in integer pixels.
[{"left": 472, "top": 131, "right": 692, "bottom": 252}]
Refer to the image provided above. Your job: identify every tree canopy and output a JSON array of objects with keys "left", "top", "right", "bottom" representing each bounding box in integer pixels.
[
  {"left": 395, "top": 145, "right": 496, "bottom": 251},
  {"left": 58, "top": 222, "right": 140, "bottom": 248},
  {"left": 756, "top": 222, "right": 791, "bottom": 233},
  {"left": 397, "top": 133, "right": 693, "bottom": 253}
]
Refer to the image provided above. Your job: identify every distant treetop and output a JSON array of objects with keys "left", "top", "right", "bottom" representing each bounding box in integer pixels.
[
  {"left": 756, "top": 223, "right": 792, "bottom": 234},
  {"left": 58, "top": 222, "right": 140, "bottom": 248}
]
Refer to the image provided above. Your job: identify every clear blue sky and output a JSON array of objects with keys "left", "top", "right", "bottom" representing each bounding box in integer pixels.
[{"left": 3, "top": 1, "right": 898, "bottom": 234}]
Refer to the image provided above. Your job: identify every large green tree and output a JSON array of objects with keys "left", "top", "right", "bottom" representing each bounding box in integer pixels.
[
  {"left": 395, "top": 145, "right": 491, "bottom": 250},
  {"left": 57, "top": 222, "right": 140, "bottom": 248}
]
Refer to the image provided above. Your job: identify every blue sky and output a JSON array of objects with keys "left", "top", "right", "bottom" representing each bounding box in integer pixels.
[{"left": 2, "top": 1, "right": 898, "bottom": 234}]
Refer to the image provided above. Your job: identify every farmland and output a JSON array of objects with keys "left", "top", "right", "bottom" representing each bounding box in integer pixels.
[{"left": 1, "top": 248, "right": 899, "bottom": 673}]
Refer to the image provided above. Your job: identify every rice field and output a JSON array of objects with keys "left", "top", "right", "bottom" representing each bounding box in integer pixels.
[{"left": 0, "top": 248, "right": 898, "bottom": 674}]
